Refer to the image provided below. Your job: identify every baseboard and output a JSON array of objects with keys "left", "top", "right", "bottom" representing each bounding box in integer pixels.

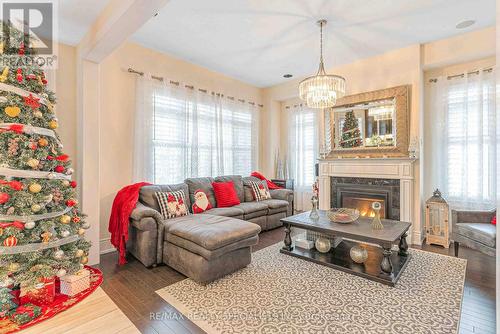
[{"left": 99, "top": 238, "right": 116, "bottom": 255}]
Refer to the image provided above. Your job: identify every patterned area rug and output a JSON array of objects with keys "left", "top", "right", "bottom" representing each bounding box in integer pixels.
[{"left": 157, "top": 243, "right": 467, "bottom": 334}]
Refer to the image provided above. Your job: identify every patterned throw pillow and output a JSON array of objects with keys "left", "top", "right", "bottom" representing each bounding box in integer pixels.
[
  {"left": 192, "top": 189, "right": 213, "bottom": 214},
  {"left": 250, "top": 180, "right": 271, "bottom": 201},
  {"left": 155, "top": 190, "right": 189, "bottom": 219}
]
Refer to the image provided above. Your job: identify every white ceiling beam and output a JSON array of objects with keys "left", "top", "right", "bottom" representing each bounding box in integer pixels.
[{"left": 78, "top": 0, "right": 169, "bottom": 62}]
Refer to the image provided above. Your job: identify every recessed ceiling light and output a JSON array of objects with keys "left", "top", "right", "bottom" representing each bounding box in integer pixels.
[
  {"left": 456, "top": 20, "right": 475, "bottom": 29},
  {"left": 283, "top": 74, "right": 293, "bottom": 78}
]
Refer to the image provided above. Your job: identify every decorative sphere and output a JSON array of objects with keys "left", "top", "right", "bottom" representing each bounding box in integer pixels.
[
  {"left": 315, "top": 237, "right": 331, "bottom": 253},
  {"left": 24, "top": 221, "right": 36, "bottom": 229},
  {"left": 26, "top": 158, "right": 39, "bottom": 168},
  {"left": 8, "top": 262, "right": 20, "bottom": 272},
  {"left": 56, "top": 269, "right": 67, "bottom": 277},
  {"left": 80, "top": 256, "right": 89, "bottom": 265},
  {"left": 75, "top": 249, "right": 84, "bottom": 257},
  {"left": 29, "top": 183, "right": 42, "bottom": 193},
  {"left": 53, "top": 249, "right": 64, "bottom": 260},
  {"left": 38, "top": 138, "right": 49, "bottom": 147},
  {"left": 33, "top": 110, "right": 43, "bottom": 118},
  {"left": 350, "top": 245, "right": 368, "bottom": 264},
  {"left": 48, "top": 119, "right": 58, "bottom": 129},
  {"left": 62, "top": 180, "right": 70, "bottom": 187},
  {"left": 66, "top": 168, "right": 74, "bottom": 175},
  {"left": 77, "top": 228, "right": 85, "bottom": 236},
  {"left": 31, "top": 204, "right": 42, "bottom": 213},
  {"left": 60, "top": 215, "right": 71, "bottom": 224},
  {"left": 60, "top": 230, "right": 70, "bottom": 238},
  {"left": 5, "top": 106, "right": 21, "bottom": 117}
]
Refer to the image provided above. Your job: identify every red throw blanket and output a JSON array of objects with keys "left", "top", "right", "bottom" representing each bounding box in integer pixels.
[
  {"left": 108, "top": 182, "right": 151, "bottom": 265},
  {"left": 251, "top": 171, "right": 282, "bottom": 190}
]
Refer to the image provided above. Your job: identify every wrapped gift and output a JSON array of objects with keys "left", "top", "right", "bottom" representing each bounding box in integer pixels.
[
  {"left": 0, "top": 284, "right": 20, "bottom": 317},
  {"left": 59, "top": 269, "right": 90, "bottom": 296},
  {"left": 20, "top": 277, "right": 55, "bottom": 306},
  {"left": 8, "top": 303, "right": 41, "bottom": 325}
]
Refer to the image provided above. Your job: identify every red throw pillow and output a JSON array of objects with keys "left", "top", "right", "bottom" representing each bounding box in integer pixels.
[
  {"left": 491, "top": 215, "right": 496, "bottom": 225},
  {"left": 212, "top": 181, "right": 240, "bottom": 208}
]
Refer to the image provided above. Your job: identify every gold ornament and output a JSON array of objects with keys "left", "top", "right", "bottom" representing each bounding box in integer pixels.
[
  {"left": 48, "top": 119, "right": 58, "bottom": 129},
  {"left": 47, "top": 102, "right": 54, "bottom": 112},
  {"left": 77, "top": 228, "right": 85, "bottom": 236},
  {"left": 75, "top": 249, "right": 84, "bottom": 257},
  {"left": 26, "top": 158, "right": 40, "bottom": 168},
  {"left": 0, "top": 67, "right": 9, "bottom": 82},
  {"left": 41, "top": 231, "right": 52, "bottom": 243},
  {"left": 29, "top": 183, "right": 42, "bottom": 193},
  {"left": 5, "top": 106, "right": 21, "bottom": 118},
  {"left": 62, "top": 180, "right": 70, "bottom": 187},
  {"left": 31, "top": 204, "right": 42, "bottom": 213},
  {"left": 38, "top": 138, "right": 49, "bottom": 147},
  {"left": 80, "top": 256, "right": 88, "bottom": 265},
  {"left": 7, "top": 262, "right": 19, "bottom": 272},
  {"left": 60, "top": 215, "right": 71, "bottom": 224},
  {"left": 33, "top": 110, "right": 43, "bottom": 118}
]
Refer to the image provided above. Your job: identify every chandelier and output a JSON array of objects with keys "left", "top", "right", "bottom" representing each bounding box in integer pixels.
[{"left": 299, "top": 19, "right": 346, "bottom": 108}]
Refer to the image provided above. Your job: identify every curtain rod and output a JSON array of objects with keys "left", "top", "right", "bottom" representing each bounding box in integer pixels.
[
  {"left": 127, "top": 68, "right": 263, "bottom": 107},
  {"left": 429, "top": 67, "right": 493, "bottom": 83}
]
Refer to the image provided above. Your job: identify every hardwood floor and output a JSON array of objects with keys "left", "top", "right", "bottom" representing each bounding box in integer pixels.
[{"left": 98, "top": 227, "right": 496, "bottom": 334}]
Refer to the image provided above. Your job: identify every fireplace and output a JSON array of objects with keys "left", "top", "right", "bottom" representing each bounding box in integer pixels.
[{"left": 331, "top": 177, "right": 400, "bottom": 220}]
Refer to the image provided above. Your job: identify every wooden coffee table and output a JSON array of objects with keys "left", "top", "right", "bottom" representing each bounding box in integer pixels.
[{"left": 280, "top": 210, "right": 411, "bottom": 286}]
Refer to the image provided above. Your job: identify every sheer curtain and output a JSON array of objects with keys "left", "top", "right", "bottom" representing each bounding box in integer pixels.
[
  {"left": 288, "top": 104, "right": 319, "bottom": 211},
  {"left": 133, "top": 75, "right": 259, "bottom": 184},
  {"left": 429, "top": 69, "right": 496, "bottom": 209}
]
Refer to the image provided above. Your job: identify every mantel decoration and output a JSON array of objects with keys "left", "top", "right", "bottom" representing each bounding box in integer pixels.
[{"left": 299, "top": 19, "right": 346, "bottom": 108}]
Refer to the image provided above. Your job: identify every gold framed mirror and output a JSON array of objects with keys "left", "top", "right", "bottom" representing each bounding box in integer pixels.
[{"left": 324, "top": 85, "right": 410, "bottom": 158}]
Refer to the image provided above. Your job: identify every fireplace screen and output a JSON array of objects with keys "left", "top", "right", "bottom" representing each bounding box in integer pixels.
[{"left": 342, "top": 195, "right": 386, "bottom": 218}]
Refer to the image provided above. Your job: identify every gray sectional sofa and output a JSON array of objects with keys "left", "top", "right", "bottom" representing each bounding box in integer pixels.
[{"left": 127, "top": 175, "right": 293, "bottom": 283}]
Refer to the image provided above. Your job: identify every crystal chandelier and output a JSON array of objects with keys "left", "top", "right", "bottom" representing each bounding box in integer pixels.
[{"left": 299, "top": 19, "right": 346, "bottom": 108}]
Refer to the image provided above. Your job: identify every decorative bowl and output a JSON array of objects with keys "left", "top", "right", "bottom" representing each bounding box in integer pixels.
[{"left": 327, "top": 208, "right": 360, "bottom": 224}]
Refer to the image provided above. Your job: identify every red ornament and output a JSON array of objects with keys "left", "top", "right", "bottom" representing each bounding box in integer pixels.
[
  {"left": 46, "top": 155, "right": 54, "bottom": 161},
  {"left": 9, "top": 181, "right": 23, "bottom": 191},
  {"left": 0, "top": 192, "right": 10, "bottom": 204},
  {"left": 66, "top": 199, "right": 77, "bottom": 207},
  {"left": 56, "top": 154, "right": 69, "bottom": 162},
  {"left": 23, "top": 94, "right": 41, "bottom": 110},
  {"left": 41, "top": 72, "right": 48, "bottom": 85},
  {"left": 70, "top": 181, "right": 77, "bottom": 188},
  {"left": 16, "top": 69, "right": 23, "bottom": 83},
  {"left": 26, "top": 74, "right": 37, "bottom": 80},
  {"left": 3, "top": 236, "right": 18, "bottom": 247},
  {"left": 29, "top": 142, "right": 38, "bottom": 150},
  {"left": 72, "top": 216, "right": 81, "bottom": 223},
  {"left": 18, "top": 42, "right": 25, "bottom": 56},
  {"left": 54, "top": 165, "right": 65, "bottom": 173}
]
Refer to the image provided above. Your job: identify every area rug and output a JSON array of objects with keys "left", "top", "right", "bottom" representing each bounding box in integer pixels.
[
  {"left": 0, "top": 266, "right": 103, "bottom": 334},
  {"left": 157, "top": 242, "right": 467, "bottom": 334}
]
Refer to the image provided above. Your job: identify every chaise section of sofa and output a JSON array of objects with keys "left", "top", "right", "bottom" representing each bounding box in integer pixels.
[{"left": 127, "top": 175, "right": 294, "bottom": 269}]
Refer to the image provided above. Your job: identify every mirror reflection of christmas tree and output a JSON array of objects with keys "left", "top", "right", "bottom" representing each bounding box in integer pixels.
[{"left": 340, "top": 111, "right": 362, "bottom": 148}]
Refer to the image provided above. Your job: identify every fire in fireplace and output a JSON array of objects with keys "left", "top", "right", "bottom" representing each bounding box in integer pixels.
[
  {"left": 342, "top": 195, "right": 386, "bottom": 218},
  {"left": 331, "top": 177, "right": 400, "bottom": 220}
]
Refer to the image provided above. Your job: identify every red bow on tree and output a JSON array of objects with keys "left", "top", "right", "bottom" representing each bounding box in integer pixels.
[
  {"left": 0, "top": 221, "right": 25, "bottom": 230},
  {"left": 7, "top": 124, "right": 24, "bottom": 134},
  {"left": 23, "top": 94, "right": 41, "bottom": 110}
]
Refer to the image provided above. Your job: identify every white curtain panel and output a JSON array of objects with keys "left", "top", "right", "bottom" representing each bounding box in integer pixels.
[
  {"left": 288, "top": 104, "right": 319, "bottom": 211},
  {"left": 133, "top": 75, "right": 259, "bottom": 184},
  {"left": 429, "top": 69, "right": 496, "bottom": 210}
]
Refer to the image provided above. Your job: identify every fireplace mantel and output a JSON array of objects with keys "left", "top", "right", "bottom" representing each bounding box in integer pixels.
[{"left": 318, "top": 157, "right": 418, "bottom": 243}]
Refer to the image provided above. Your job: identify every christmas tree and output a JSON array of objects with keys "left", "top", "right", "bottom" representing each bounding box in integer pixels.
[
  {"left": 0, "top": 23, "right": 90, "bottom": 289},
  {"left": 340, "top": 110, "right": 362, "bottom": 148}
]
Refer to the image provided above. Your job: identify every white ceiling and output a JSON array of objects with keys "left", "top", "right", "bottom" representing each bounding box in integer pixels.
[
  {"left": 57, "top": 0, "right": 110, "bottom": 45},
  {"left": 130, "top": 0, "right": 495, "bottom": 88}
]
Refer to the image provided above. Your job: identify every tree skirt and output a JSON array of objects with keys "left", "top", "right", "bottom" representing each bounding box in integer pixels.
[{"left": 0, "top": 266, "right": 103, "bottom": 334}]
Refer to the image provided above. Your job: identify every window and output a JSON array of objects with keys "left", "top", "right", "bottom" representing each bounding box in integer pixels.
[
  {"left": 428, "top": 69, "right": 496, "bottom": 209},
  {"left": 444, "top": 72, "right": 496, "bottom": 208},
  {"left": 288, "top": 105, "right": 318, "bottom": 210},
  {"left": 134, "top": 77, "right": 259, "bottom": 184}
]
